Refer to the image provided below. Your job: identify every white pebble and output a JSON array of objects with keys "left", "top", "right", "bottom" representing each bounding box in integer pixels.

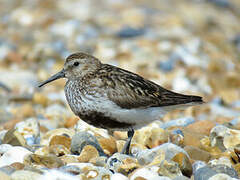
[{"left": 0, "top": 146, "right": 32, "bottom": 167}]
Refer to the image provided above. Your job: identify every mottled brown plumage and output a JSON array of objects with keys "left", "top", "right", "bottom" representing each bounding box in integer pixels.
[{"left": 39, "top": 52, "right": 204, "bottom": 154}]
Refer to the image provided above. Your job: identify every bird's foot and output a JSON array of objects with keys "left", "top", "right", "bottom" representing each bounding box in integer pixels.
[{"left": 121, "top": 129, "right": 134, "bottom": 155}]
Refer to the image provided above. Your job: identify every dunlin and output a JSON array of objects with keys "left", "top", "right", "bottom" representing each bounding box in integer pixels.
[{"left": 39, "top": 52, "right": 203, "bottom": 154}]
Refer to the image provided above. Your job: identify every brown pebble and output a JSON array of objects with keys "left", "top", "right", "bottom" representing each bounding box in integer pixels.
[
  {"left": 24, "top": 154, "right": 64, "bottom": 168},
  {"left": 172, "top": 152, "right": 192, "bottom": 177},
  {"left": 184, "top": 146, "right": 211, "bottom": 162},
  {"left": 64, "top": 117, "right": 79, "bottom": 128},
  {"left": 98, "top": 136, "right": 117, "bottom": 155},
  {"left": 185, "top": 120, "right": 216, "bottom": 136},
  {"left": 78, "top": 145, "right": 99, "bottom": 163},
  {"left": 49, "top": 135, "right": 71, "bottom": 149},
  {"left": 10, "top": 162, "right": 25, "bottom": 170}
]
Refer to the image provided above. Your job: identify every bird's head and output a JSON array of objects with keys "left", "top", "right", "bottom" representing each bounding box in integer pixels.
[{"left": 38, "top": 52, "right": 101, "bottom": 87}]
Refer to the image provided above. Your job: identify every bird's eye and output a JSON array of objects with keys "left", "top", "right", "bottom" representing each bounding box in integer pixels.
[{"left": 74, "top": 62, "right": 79, "bottom": 66}]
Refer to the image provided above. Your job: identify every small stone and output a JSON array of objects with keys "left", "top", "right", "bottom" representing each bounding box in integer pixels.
[
  {"left": 173, "top": 176, "right": 190, "bottom": 180},
  {"left": 211, "top": 164, "right": 238, "bottom": 179},
  {"left": 184, "top": 146, "right": 211, "bottom": 162},
  {"left": 19, "top": 104, "right": 36, "bottom": 118},
  {"left": 129, "top": 167, "right": 161, "bottom": 180},
  {"left": 49, "top": 145, "right": 71, "bottom": 156},
  {"left": 172, "top": 152, "right": 192, "bottom": 177},
  {"left": 0, "top": 146, "right": 32, "bottom": 167},
  {"left": 208, "top": 0, "right": 231, "bottom": 8},
  {"left": 0, "top": 70, "right": 38, "bottom": 91},
  {"left": 49, "top": 135, "right": 71, "bottom": 149},
  {"left": 11, "top": 170, "right": 42, "bottom": 180},
  {"left": 60, "top": 155, "right": 79, "bottom": 164},
  {"left": 67, "top": 163, "right": 113, "bottom": 179},
  {"left": 33, "top": 92, "right": 48, "bottom": 107},
  {"left": 71, "top": 132, "right": 105, "bottom": 156},
  {"left": 24, "top": 154, "right": 64, "bottom": 168},
  {"left": 194, "top": 166, "right": 217, "bottom": 180},
  {"left": 2, "top": 128, "right": 27, "bottom": 147},
  {"left": 209, "top": 157, "right": 233, "bottom": 168},
  {"left": 111, "top": 173, "right": 128, "bottom": 180},
  {"left": 210, "top": 125, "right": 240, "bottom": 151},
  {"left": 14, "top": 117, "right": 40, "bottom": 146},
  {"left": 77, "top": 145, "right": 99, "bottom": 163},
  {"left": 98, "top": 136, "right": 117, "bottom": 155},
  {"left": 192, "top": 161, "right": 207, "bottom": 174},
  {"left": 0, "top": 165, "right": 16, "bottom": 175},
  {"left": 58, "top": 165, "right": 82, "bottom": 175},
  {"left": 116, "top": 26, "right": 145, "bottom": 38},
  {"left": 169, "top": 129, "right": 184, "bottom": 147},
  {"left": 182, "top": 128, "right": 205, "bottom": 148},
  {"left": 194, "top": 164, "right": 239, "bottom": 180},
  {"left": 135, "top": 147, "right": 165, "bottom": 166},
  {"left": 10, "top": 162, "right": 25, "bottom": 170},
  {"left": 185, "top": 120, "right": 216, "bottom": 135},
  {"left": 157, "top": 160, "right": 183, "bottom": 179},
  {"left": 209, "top": 173, "right": 238, "bottom": 180},
  {"left": 64, "top": 117, "right": 79, "bottom": 128},
  {"left": 41, "top": 128, "right": 74, "bottom": 146},
  {"left": 107, "top": 153, "right": 139, "bottom": 175},
  {"left": 136, "top": 143, "right": 188, "bottom": 166},
  {"left": 89, "top": 156, "right": 108, "bottom": 167},
  {"left": 160, "top": 117, "right": 195, "bottom": 129},
  {"left": 34, "top": 146, "right": 50, "bottom": 156},
  {"left": 0, "top": 144, "right": 12, "bottom": 154},
  {"left": 40, "top": 169, "right": 79, "bottom": 180},
  {"left": 134, "top": 127, "right": 169, "bottom": 149},
  {"left": 0, "top": 171, "right": 10, "bottom": 180}
]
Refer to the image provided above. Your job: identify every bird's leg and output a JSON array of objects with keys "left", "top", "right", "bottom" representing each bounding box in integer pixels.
[{"left": 121, "top": 128, "right": 134, "bottom": 155}]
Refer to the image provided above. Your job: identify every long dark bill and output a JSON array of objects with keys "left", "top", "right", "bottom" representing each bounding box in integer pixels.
[{"left": 38, "top": 69, "right": 65, "bottom": 87}]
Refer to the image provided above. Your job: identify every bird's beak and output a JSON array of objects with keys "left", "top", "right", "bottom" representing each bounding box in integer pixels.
[{"left": 38, "top": 69, "right": 65, "bottom": 87}]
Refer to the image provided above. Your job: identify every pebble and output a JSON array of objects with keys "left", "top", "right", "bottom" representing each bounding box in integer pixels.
[
  {"left": 66, "top": 163, "right": 113, "bottom": 179},
  {"left": 135, "top": 143, "right": 189, "bottom": 166},
  {"left": 0, "top": 165, "right": 16, "bottom": 175},
  {"left": 160, "top": 117, "right": 195, "bottom": 129},
  {"left": 0, "top": 144, "right": 12, "bottom": 154},
  {"left": 194, "top": 164, "right": 239, "bottom": 180},
  {"left": 49, "top": 135, "right": 71, "bottom": 149},
  {"left": 133, "top": 127, "right": 169, "bottom": 149},
  {"left": 14, "top": 118, "right": 40, "bottom": 146},
  {"left": 129, "top": 167, "right": 161, "bottom": 180},
  {"left": 2, "top": 128, "right": 27, "bottom": 147},
  {"left": 40, "top": 169, "right": 79, "bottom": 180},
  {"left": 40, "top": 128, "right": 74, "bottom": 146},
  {"left": 210, "top": 125, "right": 240, "bottom": 151},
  {"left": 111, "top": 173, "right": 128, "bottom": 180},
  {"left": 0, "top": 171, "right": 10, "bottom": 180},
  {"left": 209, "top": 173, "right": 239, "bottom": 180},
  {"left": 70, "top": 132, "right": 106, "bottom": 156},
  {"left": 184, "top": 146, "right": 211, "bottom": 162},
  {"left": 0, "top": 70, "right": 37, "bottom": 93},
  {"left": 11, "top": 170, "right": 42, "bottom": 180},
  {"left": 0, "top": 146, "right": 32, "bottom": 167},
  {"left": 116, "top": 26, "right": 145, "bottom": 38},
  {"left": 77, "top": 145, "right": 99, "bottom": 163},
  {"left": 172, "top": 152, "right": 192, "bottom": 177},
  {"left": 24, "top": 154, "right": 64, "bottom": 168},
  {"left": 173, "top": 176, "right": 190, "bottom": 180},
  {"left": 107, "top": 153, "right": 139, "bottom": 175}
]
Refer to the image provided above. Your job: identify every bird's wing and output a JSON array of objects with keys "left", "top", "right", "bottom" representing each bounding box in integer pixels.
[{"left": 98, "top": 64, "right": 203, "bottom": 109}]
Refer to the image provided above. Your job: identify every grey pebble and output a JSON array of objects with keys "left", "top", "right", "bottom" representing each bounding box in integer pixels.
[
  {"left": 70, "top": 132, "right": 106, "bottom": 156},
  {"left": 160, "top": 117, "right": 195, "bottom": 129},
  {"left": 116, "top": 26, "right": 145, "bottom": 38}
]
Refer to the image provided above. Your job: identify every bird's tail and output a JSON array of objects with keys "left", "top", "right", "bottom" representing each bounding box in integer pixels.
[{"left": 161, "top": 93, "right": 204, "bottom": 111}]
